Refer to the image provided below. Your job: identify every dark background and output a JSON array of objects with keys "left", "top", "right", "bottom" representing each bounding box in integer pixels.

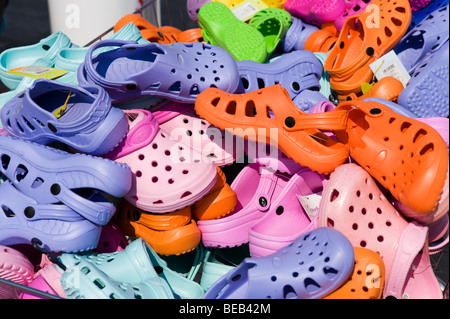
[{"left": 0, "top": 0, "right": 448, "bottom": 293}]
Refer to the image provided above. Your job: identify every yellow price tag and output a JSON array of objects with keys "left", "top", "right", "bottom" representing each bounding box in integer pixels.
[
  {"left": 7, "top": 66, "right": 68, "bottom": 80},
  {"left": 231, "top": 0, "right": 269, "bottom": 21},
  {"left": 53, "top": 90, "right": 72, "bottom": 118},
  {"left": 361, "top": 60, "right": 385, "bottom": 94}
]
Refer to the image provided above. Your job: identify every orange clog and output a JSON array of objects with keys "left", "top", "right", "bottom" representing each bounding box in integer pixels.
[
  {"left": 114, "top": 14, "right": 181, "bottom": 44},
  {"left": 177, "top": 28, "right": 205, "bottom": 43},
  {"left": 324, "top": 0, "right": 411, "bottom": 95},
  {"left": 304, "top": 28, "right": 338, "bottom": 53},
  {"left": 334, "top": 99, "right": 449, "bottom": 215},
  {"left": 320, "top": 22, "right": 339, "bottom": 37},
  {"left": 325, "top": 247, "right": 385, "bottom": 299},
  {"left": 342, "top": 76, "right": 405, "bottom": 103},
  {"left": 114, "top": 201, "right": 201, "bottom": 255},
  {"left": 192, "top": 167, "right": 237, "bottom": 220},
  {"left": 195, "top": 84, "right": 350, "bottom": 174}
]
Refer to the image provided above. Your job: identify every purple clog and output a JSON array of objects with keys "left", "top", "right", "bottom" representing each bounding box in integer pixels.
[{"left": 78, "top": 40, "right": 240, "bottom": 104}]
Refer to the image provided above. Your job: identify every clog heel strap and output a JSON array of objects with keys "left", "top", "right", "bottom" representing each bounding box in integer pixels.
[
  {"left": 195, "top": 84, "right": 349, "bottom": 174},
  {"left": 0, "top": 180, "right": 102, "bottom": 253}
]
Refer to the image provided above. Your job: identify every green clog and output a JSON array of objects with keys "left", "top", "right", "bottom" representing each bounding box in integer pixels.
[
  {"left": 198, "top": 1, "right": 268, "bottom": 62},
  {"left": 249, "top": 8, "right": 292, "bottom": 57}
]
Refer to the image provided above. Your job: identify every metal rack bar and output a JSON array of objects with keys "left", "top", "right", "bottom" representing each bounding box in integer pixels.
[{"left": 0, "top": 278, "right": 62, "bottom": 299}]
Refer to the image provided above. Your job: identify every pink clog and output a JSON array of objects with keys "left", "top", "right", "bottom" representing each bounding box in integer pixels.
[
  {"left": 105, "top": 109, "right": 217, "bottom": 213},
  {"left": 0, "top": 245, "right": 35, "bottom": 299},
  {"left": 197, "top": 163, "right": 290, "bottom": 248},
  {"left": 318, "top": 163, "right": 443, "bottom": 299},
  {"left": 19, "top": 262, "right": 65, "bottom": 299},
  {"left": 246, "top": 141, "right": 304, "bottom": 175},
  {"left": 283, "top": 0, "right": 347, "bottom": 26},
  {"left": 335, "top": 0, "right": 373, "bottom": 32},
  {"left": 152, "top": 100, "right": 243, "bottom": 167},
  {"left": 248, "top": 166, "right": 325, "bottom": 257},
  {"left": 409, "top": 0, "right": 432, "bottom": 12}
]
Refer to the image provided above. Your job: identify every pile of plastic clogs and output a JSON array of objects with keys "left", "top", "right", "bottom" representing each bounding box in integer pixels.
[{"left": 0, "top": 0, "right": 448, "bottom": 300}]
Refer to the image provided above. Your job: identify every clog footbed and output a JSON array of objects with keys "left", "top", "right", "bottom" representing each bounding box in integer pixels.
[
  {"left": 77, "top": 40, "right": 240, "bottom": 104},
  {"left": 203, "top": 227, "right": 355, "bottom": 299},
  {"left": 324, "top": 0, "right": 412, "bottom": 95},
  {"left": 194, "top": 84, "right": 349, "bottom": 174},
  {"left": 104, "top": 109, "right": 218, "bottom": 214},
  {"left": 318, "top": 163, "right": 443, "bottom": 299},
  {"left": 334, "top": 99, "right": 448, "bottom": 215},
  {"left": 198, "top": 1, "right": 268, "bottom": 62},
  {"left": 0, "top": 78, "right": 129, "bottom": 156},
  {"left": 249, "top": 8, "right": 292, "bottom": 57},
  {"left": 397, "top": 41, "right": 449, "bottom": 118}
]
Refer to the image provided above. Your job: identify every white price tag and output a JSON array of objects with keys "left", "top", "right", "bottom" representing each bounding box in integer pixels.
[
  {"left": 231, "top": 0, "right": 268, "bottom": 21},
  {"left": 369, "top": 50, "right": 411, "bottom": 88},
  {"left": 296, "top": 193, "right": 322, "bottom": 221}
]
